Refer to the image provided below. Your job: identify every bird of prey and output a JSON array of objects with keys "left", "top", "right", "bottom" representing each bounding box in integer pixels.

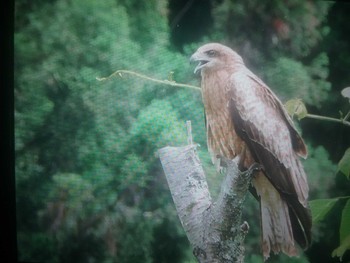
[{"left": 190, "top": 43, "right": 311, "bottom": 260}]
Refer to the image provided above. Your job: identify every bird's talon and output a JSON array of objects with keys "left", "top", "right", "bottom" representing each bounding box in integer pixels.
[
  {"left": 218, "top": 154, "right": 229, "bottom": 168},
  {"left": 249, "top": 163, "right": 262, "bottom": 173},
  {"left": 240, "top": 221, "right": 249, "bottom": 234}
]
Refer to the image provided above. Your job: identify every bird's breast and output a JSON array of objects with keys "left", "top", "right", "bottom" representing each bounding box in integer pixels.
[{"left": 201, "top": 71, "right": 250, "bottom": 163}]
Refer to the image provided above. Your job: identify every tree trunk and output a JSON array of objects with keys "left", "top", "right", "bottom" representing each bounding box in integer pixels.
[{"left": 158, "top": 142, "right": 256, "bottom": 263}]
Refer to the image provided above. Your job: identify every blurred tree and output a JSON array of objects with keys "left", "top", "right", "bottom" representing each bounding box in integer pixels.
[{"left": 15, "top": 0, "right": 196, "bottom": 262}]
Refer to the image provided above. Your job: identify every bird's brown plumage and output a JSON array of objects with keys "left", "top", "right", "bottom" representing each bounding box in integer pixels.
[{"left": 191, "top": 43, "right": 312, "bottom": 260}]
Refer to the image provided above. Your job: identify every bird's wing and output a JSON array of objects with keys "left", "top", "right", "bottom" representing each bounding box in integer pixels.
[
  {"left": 227, "top": 69, "right": 312, "bottom": 249},
  {"left": 249, "top": 73, "right": 308, "bottom": 159},
  {"left": 227, "top": 69, "right": 308, "bottom": 204}
]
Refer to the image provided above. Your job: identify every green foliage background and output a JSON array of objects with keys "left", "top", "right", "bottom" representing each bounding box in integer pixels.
[{"left": 15, "top": 0, "right": 350, "bottom": 262}]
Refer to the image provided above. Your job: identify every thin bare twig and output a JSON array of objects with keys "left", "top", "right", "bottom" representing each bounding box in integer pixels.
[
  {"left": 96, "top": 70, "right": 201, "bottom": 91},
  {"left": 305, "top": 112, "right": 350, "bottom": 127},
  {"left": 97, "top": 70, "right": 350, "bottom": 127},
  {"left": 186, "top": 120, "right": 193, "bottom": 145}
]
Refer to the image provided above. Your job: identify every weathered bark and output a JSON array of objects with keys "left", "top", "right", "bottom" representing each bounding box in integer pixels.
[{"left": 158, "top": 143, "right": 256, "bottom": 263}]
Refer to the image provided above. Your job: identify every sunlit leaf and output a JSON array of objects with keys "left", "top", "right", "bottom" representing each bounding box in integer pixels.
[
  {"left": 341, "top": 87, "right": 350, "bottom": 101},
  {"left": 338, "top": 148, "right": 350, "bottom": 178},
  {"left": 309, "top": 198, "right": 339, "bottom": 223},
  {"left": 284, "top": 99, "right": 308, "bottom": 120},
  {"left": 328, "top": 198, "right": 350, "bottom": 260},
  {"left": 340, "top": 199, "right": 350, "bottom": 243}
]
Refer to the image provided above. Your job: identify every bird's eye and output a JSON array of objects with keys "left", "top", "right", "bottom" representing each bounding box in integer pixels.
[{"left": 206, "top": 50, "right": 217, "bottom": 57}]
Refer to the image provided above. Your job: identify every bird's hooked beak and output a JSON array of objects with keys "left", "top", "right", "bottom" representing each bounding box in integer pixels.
[{"left": 190, "top": 51, "right": 209, "bottom": 75}]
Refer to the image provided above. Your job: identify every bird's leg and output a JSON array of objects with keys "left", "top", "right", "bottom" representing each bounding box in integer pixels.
[
  {"left": 238, "top": 145, "right": 249, "bottom": 171},
  {"left": 216, "top": 151, "right": 262, "bottom": 179},
  {"left": 248, "top": 162, "right": 263, "bottom": 173},
  {"left": 217, "top": 154, "right": 230, "bottom": 168},
  {"left": 232, "top": 163, "right": 258, "bottom": 196},
  {"left": 217, "top": 154, "right": 230, "bottom": 175}
]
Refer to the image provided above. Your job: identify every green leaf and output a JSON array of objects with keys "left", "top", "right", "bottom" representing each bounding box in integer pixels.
[
  {"left": 284, "top": 99, "right": 308, "bottom": 120},
  {"left": 317, "top": 198, "right": 350, "bottom": 260},
  {"left": 309, "top": 198, "right": 339, "bottom": 223},
  {"left": 338, "top": 148, "right": 350, "bottom": 178},
  {"left": 340, "top": 199, "right": 350, "bottom": 243},
  {"left": 332, "top": 234, "right": 350, "bottom": 261}
]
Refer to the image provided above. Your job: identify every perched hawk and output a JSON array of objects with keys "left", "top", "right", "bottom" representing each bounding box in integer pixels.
[{"left": 190, "top": 43, "right": 311, "bottom": 259}]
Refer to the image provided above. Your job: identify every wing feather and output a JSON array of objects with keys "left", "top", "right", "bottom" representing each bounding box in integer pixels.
[
  {"left": 227, "top": 70, "right": 311, "bottom": 248},
  {"left": 246, "top": 73, "right": 308, "bottom": 158},
  {"left": 227, "top": 70, "right": 308, "bottom": 203}
]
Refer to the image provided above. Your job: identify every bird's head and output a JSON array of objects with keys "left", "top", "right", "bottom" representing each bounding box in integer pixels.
[{"left": 190, "top": 43, "right": 244, "bottom": 75}]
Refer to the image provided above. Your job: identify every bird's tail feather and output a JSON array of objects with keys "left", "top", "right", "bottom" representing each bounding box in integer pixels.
[
  {"left": 287, "top": 195, "right": 312, "bottom": 249},
  {"left": 253, "top": 173, "right": 298, "bottom": 260}
]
